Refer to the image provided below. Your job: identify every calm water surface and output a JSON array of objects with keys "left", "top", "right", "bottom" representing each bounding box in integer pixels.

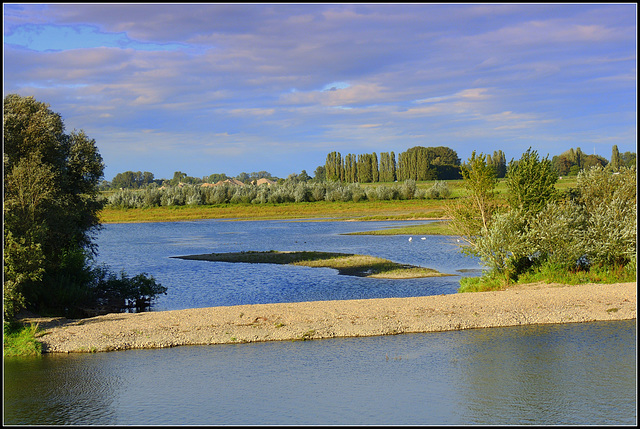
[
  {"left": 4, "top": 220, "right": 636, "bottom": 425},
  {"left": 4, "top": 320, "right": 636, "bottom": 425},
  {"left": 93, "top": 219, "right": 482, "bottom": 310}
]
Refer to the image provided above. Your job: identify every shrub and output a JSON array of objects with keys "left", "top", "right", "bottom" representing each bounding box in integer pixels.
[
  {"left": 427, "top": 180, "right": 451, "bottom": 199},
  {"left": 399, "top": 179, "right": 417, "bottom": 199}
]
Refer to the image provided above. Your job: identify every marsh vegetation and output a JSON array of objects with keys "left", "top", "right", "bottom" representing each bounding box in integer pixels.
[{"left": 173, "top": 250, "right": 450, "bottom": 279}]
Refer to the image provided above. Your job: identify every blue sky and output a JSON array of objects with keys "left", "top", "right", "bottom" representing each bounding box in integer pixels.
[{"left": 3, "top": 3, "right": 636, "bottom": 181}]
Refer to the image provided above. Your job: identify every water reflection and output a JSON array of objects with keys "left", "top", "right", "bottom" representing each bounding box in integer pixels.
[{"left": 4, "top": 320, "right": 635, "bottom": 425}]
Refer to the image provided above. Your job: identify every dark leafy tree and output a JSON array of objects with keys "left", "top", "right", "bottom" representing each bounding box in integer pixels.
[
  {"left": 313, "top": 165, "right": 326, "bottom": 181},
  {"left": 4, "top": 95, "right": 103, "bottom": 316},
  {"left": 207, "top": 173, "right": 229, "bottom": 183},
  {"left": 4, "top": 94, "right": 164, "bottom": 318},
  {"left": 620, "top": 151, "right": 636, "bottom": 168},
  {"left": 378, "top": 152, "right": 396, "bottom": 182},
  {"left": 325, "top": 151, "right": 343, "bottom": 181}
]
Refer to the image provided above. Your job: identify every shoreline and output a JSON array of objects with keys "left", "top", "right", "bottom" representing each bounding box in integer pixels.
[{"left": 26, "top": 282, "right": 636, "bottom": 353}]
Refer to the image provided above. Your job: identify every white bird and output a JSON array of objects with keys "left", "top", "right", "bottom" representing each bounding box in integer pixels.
[
  {"left": 421, "top": 237, "right": 426, "bottom": 240},
  {"left": 408, "top": 237, "right": 413, "bottom": 242}
]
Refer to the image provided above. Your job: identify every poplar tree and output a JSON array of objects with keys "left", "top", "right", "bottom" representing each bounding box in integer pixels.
[{"left": 609, "top": 145, "right": 622, "bottom": 171}]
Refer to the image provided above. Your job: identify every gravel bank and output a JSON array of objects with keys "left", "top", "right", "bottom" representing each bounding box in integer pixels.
[{"left": 26, "top": 282, "right": 636, "bottom": 353}]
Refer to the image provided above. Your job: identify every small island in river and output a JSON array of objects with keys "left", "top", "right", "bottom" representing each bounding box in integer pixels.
[{"left": 172, "top": 250, "right": 452, "bottom": 279}]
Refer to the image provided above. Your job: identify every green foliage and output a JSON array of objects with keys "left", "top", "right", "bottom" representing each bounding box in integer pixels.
[
  {"left": 452, "top": 154, "right": 636, "bottom": 289},
  {"left": 505, "top": 147, "right": 558, "bottom": 213},
  {"left": 426, "top": 180, "right": 451, "bottom": 199},
  {"left": 552, "top": 146, "right": 609, "bottom": 176},
  {"left": 4, "top": 94, "right": 105, "bottom": 318},
  {"left": 111, "top": 170, "right": 155, "bottom": 189},
  {"left": 324, "top": 146, "right": 459, "bottom": 183},
  {"left": 487, "top": 150, "right": 507, "bottom": 178},
  {"left": 4, "top": 321, "right": 42, "bottom": 358},
  {"left": 3, "top": 94, "right": 167, "bottom": 319},
  {"left": 89, "top": 267, "right": 167, "bottom": 314},
  {"left": 457, "top": 151, "right": 499, "bottom": 231},
  {"left": 106, "top": 179, "right": 457, "bottom": 209}
]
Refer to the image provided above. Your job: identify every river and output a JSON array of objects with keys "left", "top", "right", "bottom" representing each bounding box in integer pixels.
[{"left": 3, "top": 219, "right": 636, "bottom": 425}]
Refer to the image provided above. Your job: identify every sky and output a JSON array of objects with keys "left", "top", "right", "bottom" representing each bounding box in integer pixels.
[{"left": 3, "top": 3, "right": 637, "bottom": 181}]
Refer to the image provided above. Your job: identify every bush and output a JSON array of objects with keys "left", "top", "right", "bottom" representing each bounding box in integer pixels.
[
  {"left": 456, "top": 162, "right": 636, "bottom": 286},
  {"left": 427, "top": 180, "right": 451, "bottom": 199},
  {"left": 90, "top": 266, "right": 167, "bottom": 314},
  {"left": 399, "top": 179, "right": 417, "bottom": 199}
]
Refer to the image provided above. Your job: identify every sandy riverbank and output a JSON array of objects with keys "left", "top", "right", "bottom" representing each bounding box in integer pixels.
[{"left": 24, "top": 282, "right": 636, "bottom": 353}]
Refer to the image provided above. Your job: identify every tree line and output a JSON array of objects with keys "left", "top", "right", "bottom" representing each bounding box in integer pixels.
[
  {"left": 104, "top": 144, "right": 634, "bottom": 192},
  {"left": 551, "top": 146, "right": 635, "bottom": 176},
  {"left": 323, "top": 146, "right": 471, "bottom": 183},
  {"left": 107, "top": 169, "right": 277, "bottom": 190},
  {"left": 106, "top": 178, "right": 452, "bottom": 209}
]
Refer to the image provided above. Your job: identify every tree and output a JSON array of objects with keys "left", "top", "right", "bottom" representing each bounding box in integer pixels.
[
  {"left": 620, "top": 151, "right": 636, "bottom": 168},
  {"left": 4, "top": 94, "right": 164, "bottom": 318},
  {"left": 609, "top": 145, "right": 622, "bottom": 171},
  {"left": 378, "top": 152, "right": 396, "bottom": 182},
  {"left": 313, "top": 165, "right": 326, "bottom": 182},
  {"left": 4, "top": 95, "right": 105, "bottom": 317},
  {"left": 344, "top": 153, "right": 357, "bottom": 182},
  {"left": 488, "top": 150, "right": 507, "bottom": 178},
  {"left": 325, "top": 151, "right": 343, "bottom": 181},
  {"left": 445, "top": 151, "right": 499, "bottom": 251},
  {"left": 207, "top": 173, "right": 229, "bottom": 183},
  {"left": 170, "top": 171, "right": 188, "bottom": 185},
  {"left": 505, "top": 148, "right": 558, "bottom": 214}
]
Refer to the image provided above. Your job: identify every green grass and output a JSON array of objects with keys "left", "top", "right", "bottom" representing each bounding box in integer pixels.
[
  {"left": 516, "top": 262, "right": 637, "bottom": 286},
  {"left": 345, "top": 220, "right": 453, "bottom": 236},
  {"left": 100, "top": 199, "right": 450, "bottom": 223},
  {"left": 172, "top": 250, "right": 452, "bottom": 279},
  {"left": 3, "top": 321, "right": 43, "bottom": 358},
  {"left": 458, "top": 261, "right": 637, "bottom": 293}
]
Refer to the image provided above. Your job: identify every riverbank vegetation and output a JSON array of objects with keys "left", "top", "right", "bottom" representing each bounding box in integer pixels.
[
  {"left": 3, "top": 321, "right": 42, "bottom": 357},
  {"left": 3, "top": 94, "right": 166, "bottom": 321},
  {"left": 447, "top": 149, "right": 636, "bottom": 292},
  {"left": 173, "top": 251, "right": 450, "bottom": 279}
]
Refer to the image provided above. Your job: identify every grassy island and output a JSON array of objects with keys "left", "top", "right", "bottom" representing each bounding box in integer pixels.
[{"left": 172, "top": 250, "right": 451, "bottom": 279}]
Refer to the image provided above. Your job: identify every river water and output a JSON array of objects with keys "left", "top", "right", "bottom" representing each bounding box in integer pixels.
[
  {"left": 91, "top": 219, "right": 483, "bottom": 310},
  {"left": 4, "top": 321, "right": 636, "bottom": 425},
  {"left": 3, "top": 220, "right": 637, "bottom": 425}
]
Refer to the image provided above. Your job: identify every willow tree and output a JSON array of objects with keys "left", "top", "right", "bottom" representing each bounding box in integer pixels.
[
  {"left": 445, "top": 151, "right": 499, "bottom": 250},
  {"left": 4, "top": 94, "right": 107, "bottom": 317}
]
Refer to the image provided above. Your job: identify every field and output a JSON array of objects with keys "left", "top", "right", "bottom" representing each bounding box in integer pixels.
[{"left": 99, "top": 177, "right": 579, "bottom": 231}]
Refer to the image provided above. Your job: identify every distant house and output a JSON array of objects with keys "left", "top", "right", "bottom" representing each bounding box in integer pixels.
[
  {"left": 213, "top": 178, "right": 245, "bottom": 187},
  {"left": 254, "top": 178, "right": 276, "bottom": 186}
]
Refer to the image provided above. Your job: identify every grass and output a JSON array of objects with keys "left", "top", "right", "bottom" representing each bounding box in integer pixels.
[
  {"left": 99, "top": 176, "right": 580, "bottom": 224},
  {"left": 345, "top": 220, "right": 453, "bottom": 236},
  {"left": 172, "top": 250, "right": 451, "bottom": 279},
  {"left": 458, "top": 261, "right": 637, "bottom": 293},
  {"left": 3, "top": 321, "right": 43, "bottom": 358},
  {"left": 99, "top": 199, "right": 450, "bottom": 224}
]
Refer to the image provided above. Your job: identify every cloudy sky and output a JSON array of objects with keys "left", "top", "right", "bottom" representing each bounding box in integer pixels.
[{"left": 3, "top": 3, "right": 636, "bottom": 181}]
